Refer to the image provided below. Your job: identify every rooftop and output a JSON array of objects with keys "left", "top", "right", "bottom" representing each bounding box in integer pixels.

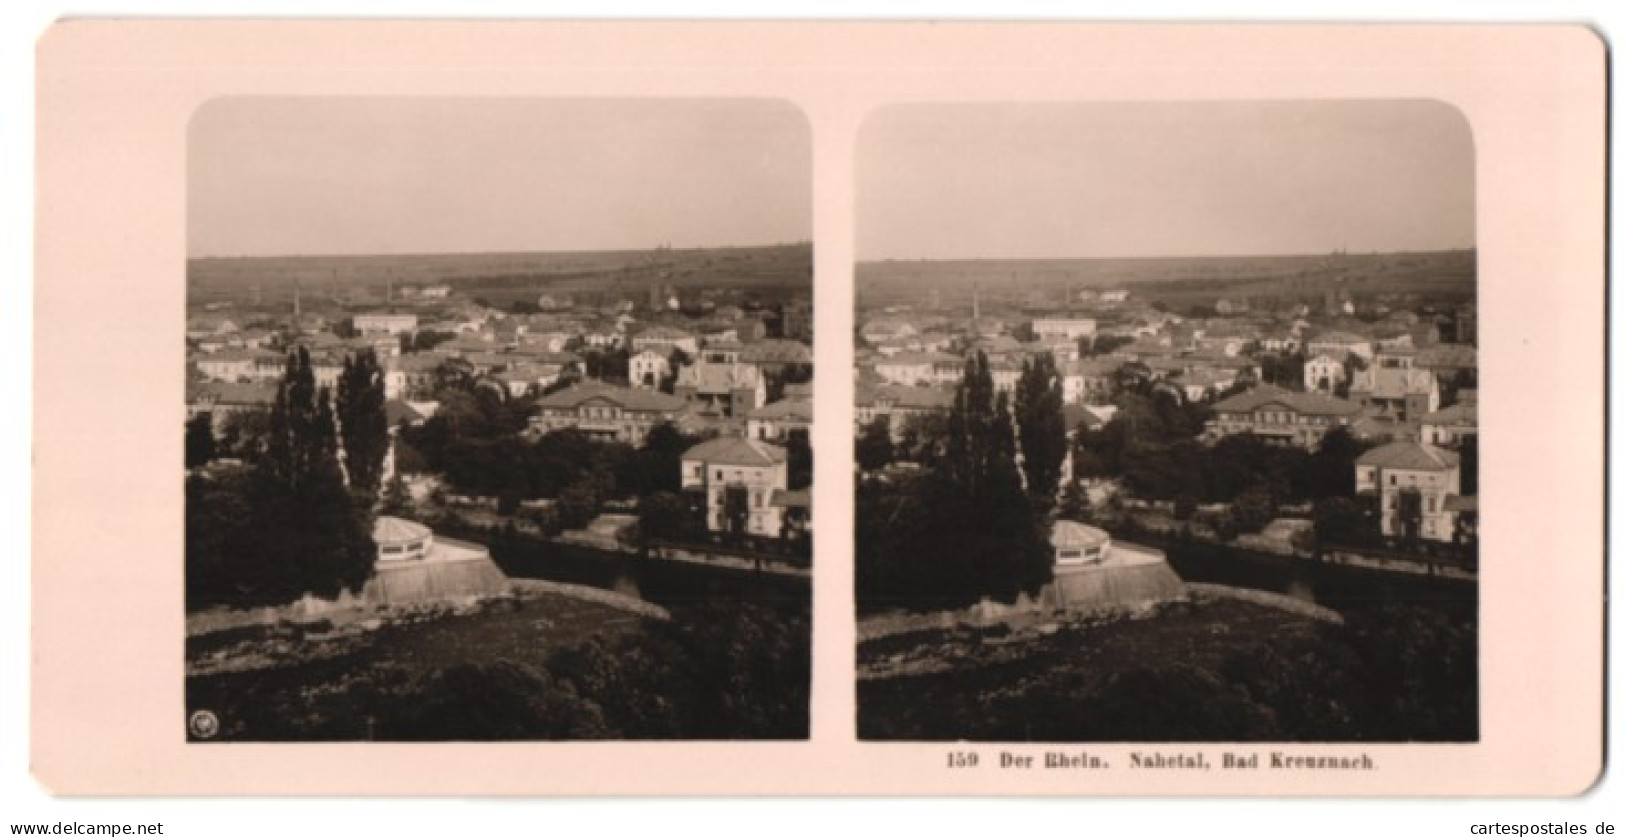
[
  {"left": 535, "top": 381, "right": 686, "bottom": 412},
  {"left": 748, "top": 397, "right": 814, "bottom": 422},
  {"left": 374, "top": 516, "right": 431, "bottom": 546},
  {"left": 1211, "top": 384, "right": 1363, "bottom": 417},
  {"left": 1309, "top": 330, "right": 1371, "bottom": 345},
  {"left": 1357, "top": 440, "right": 1461, "bottom": 471},
  {"left": 1421, "top": 402, "right": 1477, "bottom": 425},
  {"left": 741, "top": 339, "right": 813, "bottom": 364},
  {"left": 683, "top": 436, "right": 788, "bottom": 468},
  {"left": 1351, "top": 367, "right": 1436, "bottom": 399},
  {"left": 877, "top": 351, "right": 960, "bottom": 366}
]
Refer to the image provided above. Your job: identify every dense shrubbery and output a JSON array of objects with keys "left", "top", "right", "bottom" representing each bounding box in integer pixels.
[
  {"left": 856, "top": 352, "right": 1052, "bottom": 612},
  {"left": 188, "top": 600, "right": 811, "bottom": 741},
  {"left": 400, "top": 392, "right": 705, "bottom": 505},
  {"left": 858, "top": 603, "right": 1476, "bottom": 742},
  {"left": 187, "top": 348, "right": 384, "bottom": 610}
]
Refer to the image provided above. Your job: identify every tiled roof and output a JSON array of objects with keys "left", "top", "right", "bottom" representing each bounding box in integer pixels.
[
  {"left": 636, "top": 325, "right": 694, "bottom": 340},
  {"left": 374, "top": 516, "right": 431, "bottom": 546},
  {"left": 1211, "top": 384, "right": 1362, "bottom": 417},
  {"left": 748, "top": 397, "right": 814, "bottom": 422},
  {"left": 384, "top": 399, "right": 426, "bottom": 426},
  {"left": 507, "top": 348, "right": 581, "bottom": 365},
  {"left": 857, "top": 383, "right": 954, "bottom": 411},
  {"left": 1062, "top": 403, "right": 1108, "bottom": 432},
  {"left": 877, "top": 351, "right": 959, "bottom": 366},
  {"left": 683, "top": 437, "right": 788, "bottom": 467},
  {"left": 196, "top": 348, "right": 275, "bottom": 364},
  {"left": 1308, "top": 330, "right": 1371, "bottom": 345},
  {"left": 1416, "top": 344, "right": 1478, "bottom": 369},
  {"left": 1421, "top": 402, "right": 1477, "bottom": 425},
  {"left": 392, "top": 354, "right": 446, "bottom": 373},
  {"left": 1051, "top": 520, "right": 1110, "bottom": 550},
  {"left": 187, "top": 381, "right": 278, "bottom": 405},
  {"left": 535, "top": 381, "right": 686, "bottom": 412},
  {"left": 676, "top": 361, "right": 763, "bottom": 393},
  {"left": 1351, "top": 367, "right": 1435, "bottom": 399},
  {"left": 1177, "top": 367, "right": 1238, "bottom": 388},
  {"left": 1357, "top": 441, "right": 1460, "bottom": 471},
  {"left": 1062, "top": 358, "right": 1123, "bottom": 378}
]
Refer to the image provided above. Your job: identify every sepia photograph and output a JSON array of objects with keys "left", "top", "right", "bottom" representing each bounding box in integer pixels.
[
  {"left": 182, "top": 98, "right": 814, "bottom": 741},
  {"left": 30, "top": 21, "right": 1603, "bottom": 800},
  {"left": 855, "top": 100, "right": 1480, "bottom": 743}
]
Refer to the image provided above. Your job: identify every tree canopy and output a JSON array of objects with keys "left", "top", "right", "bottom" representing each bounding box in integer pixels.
[
  {"left": 187, "top": 346, "right": 378, "bottom": 609},
  {"left": 857, "top": 351, "right": 1053, "bottom": 610},
  {"left": 1014, "top": 353, "right": 1068, "bottom": 506},
  {"left": 337, "top": 349, "right": 390, "bottom": 497}
]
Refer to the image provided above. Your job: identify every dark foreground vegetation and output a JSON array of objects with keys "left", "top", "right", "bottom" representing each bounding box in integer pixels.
[
  {"left": 188, "top": 595, "right": 810, "bottom": 741},
  {"left": 858, "top": 599, "right": 1476, "bottom": 742}
]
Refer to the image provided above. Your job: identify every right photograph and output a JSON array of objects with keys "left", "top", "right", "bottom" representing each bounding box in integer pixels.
[{"left": 854, "top": 100, "right": 1479, "bottom": 743}]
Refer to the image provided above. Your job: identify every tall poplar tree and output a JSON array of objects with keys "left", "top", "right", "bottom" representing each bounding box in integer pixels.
[
  {"left": 338, "top": 349, "right": 390, "bottom": 497},
  {"left": 251, "top": 346, "right": 375, "bottom": 600},
  {"left": 1014, "top": 353, "right": 1069, "bottom": 507},
  {"left": 910, "top": 351, "right": 1053, "bottom": 606}
]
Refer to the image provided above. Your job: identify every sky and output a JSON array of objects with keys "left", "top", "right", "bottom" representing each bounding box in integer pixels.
[
  {"left": 189, "top": 97, "right": 812, "bottom": 257},
  {"left": 857, "top": 99, "right": 1476, "bottom": 261}
]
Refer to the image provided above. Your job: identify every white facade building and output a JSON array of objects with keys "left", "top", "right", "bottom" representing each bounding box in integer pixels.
[{"left": 681, "top": 437, "right": 790, "bottom": 538}]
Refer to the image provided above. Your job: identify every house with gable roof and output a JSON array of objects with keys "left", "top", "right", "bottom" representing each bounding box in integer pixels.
[
  {"left": 681, "top": 437, "right": 790, "bottom": 538},
  {"left": 1356, "top": 441, "right": 1463, "bottom": 543},
  {"left": 1205, "top": 384, "right": 1364, "bottom": 449},
  {"left": 529, "top": 381, "right": 688, "bottom": 445}
]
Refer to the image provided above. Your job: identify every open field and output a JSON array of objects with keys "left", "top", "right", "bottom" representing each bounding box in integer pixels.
[
  {"left": 188, "top": 242, "right": 813, "bottom": 307},
  {"left": 856, "top": 249, "right": 1475, "bottom": 312}
]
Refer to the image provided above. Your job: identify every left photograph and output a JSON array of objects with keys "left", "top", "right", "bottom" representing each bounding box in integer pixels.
[{"left": 183, "top": 98, "right": 814, "bottom": 741}]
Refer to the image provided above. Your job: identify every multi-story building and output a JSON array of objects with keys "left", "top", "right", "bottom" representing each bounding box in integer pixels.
[
  {"left": 354, "top": 313, "right": 420, "bottom": 335},
  {"left": 1419, "top": 402, "right": 1478, "bottom": 447},
  {"left": 1349, "top": 366, "right": 1439, "bottom": 423},
  {"left": 1304, "top": 353, "right": 1347, "bottom": 393},
  {"left": 1028, "top": 336, "right": 1082, "bottom": 364},
  {"left": 185, "top": 380, "right": 278, "bottom": 433},
  {"left": 859, "top": 318, "right": 917, "bottom": 345},
  {"left": 854, "top": 384, "right": 954, "bottom": 440},
  {"left": 1356, "top": 441, "right": 1462, "bottom": 543},
  {"left": 391, "top": 353, "right": 444, "bottom": 399},
  {"left": 529, "top": 381, "right": 687, "bottom": 445},
  {"left": 194, "top": 349, "right": 260, "bottom": 383},
  {"left": 1205, "top": 384, "right": 1364, "bottom": 448},
  {"left": 1173, "top": 367, "right": 1240, "bottom": 402},
  {"left": 629, "top": 348, "right": 671, "bottom": 389},
  {"left": 1415, "top": 344, "right": 1477, "bottom": 382},
  {"left": 990, "top": 360, "right": 1022, "bottom": 395},
  {"left": 631, "top": 325, "right": 698, "bottom": 357},
  {"left": 674, "top": 344, "right": 766, "bottom": 417},
  {"left": 1061, "top": 357, "right": 1121, "bottom": 405},
  {"left": 1306, "top": 330, "right": 1374, "bottom": 362},
  {"left": 874, "top": 352, "right": 960, "bottom": 387},
  {"left": 1031, "top": 316, "right": 1098, "bottom": 342},
  {"left": 745, "top": 393, "right": 813, "bottom": 443},
  {"left": 681, "top": 437, "right": 790, "bottom": 538}
]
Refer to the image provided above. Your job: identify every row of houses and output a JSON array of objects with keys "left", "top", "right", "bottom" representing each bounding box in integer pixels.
[{"left": 1204, "top": 383, "right": 1475, "bottom": 450}]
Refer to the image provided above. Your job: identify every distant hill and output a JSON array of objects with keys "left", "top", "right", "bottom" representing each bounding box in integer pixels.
[
  {"left": 188, "top": 243, "right": 813, "bottom": 306},
  {"left": 856, "top": 250, "right": 1475, "bottom": 310}
]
